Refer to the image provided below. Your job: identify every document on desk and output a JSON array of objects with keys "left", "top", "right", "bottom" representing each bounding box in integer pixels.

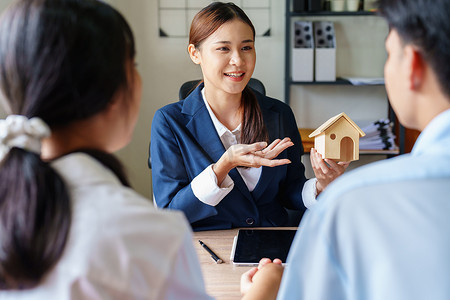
[{"left": 230, "top": 229, "right": 297, "bottom": 266}]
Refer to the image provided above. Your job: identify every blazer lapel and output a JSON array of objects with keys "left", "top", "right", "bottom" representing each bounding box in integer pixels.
[
  {"left": 182, "top": 84, "right": 253, "bottom": 201},
  {"left": 183, "top": 84, "right": 225, "bottom": 163}
]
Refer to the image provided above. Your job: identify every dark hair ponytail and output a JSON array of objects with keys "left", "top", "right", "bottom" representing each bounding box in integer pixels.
[
  {"left": 0, "top": 149, "right": 70, "bottom": 289},
  {"left": 0, "top": 0, "right": 135, "bottom": 289}
]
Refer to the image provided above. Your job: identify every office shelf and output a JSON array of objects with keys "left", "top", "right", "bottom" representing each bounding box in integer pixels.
[
  {"left": 290, "top": 77, "right": 384, "bottom": 85},
  {"left": 284, "top": 0, "right": 404, "bottom": 154}
]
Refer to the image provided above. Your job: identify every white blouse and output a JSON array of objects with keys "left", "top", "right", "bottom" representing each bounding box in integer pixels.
[{"left": 0, "top": 153, "right": 213, "bottom": 300}]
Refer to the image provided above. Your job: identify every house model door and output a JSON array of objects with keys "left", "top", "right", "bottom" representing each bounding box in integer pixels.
[{"left": 340, "top": 136, "right": 354, "bottom": 161}]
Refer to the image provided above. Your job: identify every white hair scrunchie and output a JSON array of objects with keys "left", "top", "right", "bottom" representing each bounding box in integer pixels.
[{"left": 0, "top": 115, "right": 51, "bottom": 162}]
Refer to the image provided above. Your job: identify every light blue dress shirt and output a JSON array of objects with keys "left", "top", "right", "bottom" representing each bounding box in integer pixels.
[{"left": 277, "top": 109, "right": 450, "bottom": 300}]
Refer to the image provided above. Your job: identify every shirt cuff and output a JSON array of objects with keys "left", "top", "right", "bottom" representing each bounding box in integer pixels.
[
  {"left": 191, "top": 164, "right": 234, "bottom": 206},
  {"left": 302, "top": 178, "right": 318, "bottom": 209}
]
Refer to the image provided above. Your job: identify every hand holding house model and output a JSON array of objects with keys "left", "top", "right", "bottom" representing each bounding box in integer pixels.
[{"left": 309, "top": 112, "right": 365, "bottom": 162}]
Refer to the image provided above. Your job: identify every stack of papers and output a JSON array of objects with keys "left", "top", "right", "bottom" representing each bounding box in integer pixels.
[{"left": 358, "top": 119, "right": 397, "bottom": 150}]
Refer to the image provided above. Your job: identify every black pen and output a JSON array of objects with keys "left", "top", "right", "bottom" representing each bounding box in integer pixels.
[{"left": 199, "top": 240, "right": 223, "bottom": 264}]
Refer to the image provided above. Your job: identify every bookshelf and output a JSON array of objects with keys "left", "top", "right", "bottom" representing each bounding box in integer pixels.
[{"left": 284, "top": 0, "right": 402, "bottom": 155}]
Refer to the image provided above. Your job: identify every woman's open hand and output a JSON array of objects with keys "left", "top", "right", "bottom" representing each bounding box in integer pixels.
[
  {"left": 212, "top": 138, "right": 294, "bottom": 186},
  {"left": 255, "top": 138, "right": 294, "bottom": 160},
  {"left": 226, "top": 137, "right": 294, "bottom": 168}
]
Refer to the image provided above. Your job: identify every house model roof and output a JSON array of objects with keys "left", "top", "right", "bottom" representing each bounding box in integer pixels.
[{"left": 308, "top": 112, "right": 366, "bottom": 138}]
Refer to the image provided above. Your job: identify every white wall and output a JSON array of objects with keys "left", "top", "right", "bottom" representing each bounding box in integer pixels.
[{"left": 0, "top": 0, "right": 389, "bottom": 199}]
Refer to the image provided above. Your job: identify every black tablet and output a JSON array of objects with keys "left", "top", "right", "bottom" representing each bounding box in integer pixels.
[{"left": 230, "top": 229, "right": 297, "bottom": 266}]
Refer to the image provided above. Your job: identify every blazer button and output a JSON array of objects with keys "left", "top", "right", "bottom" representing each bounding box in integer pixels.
[{"left": 246, "top": 218, "right": 255, "bottom": 225}]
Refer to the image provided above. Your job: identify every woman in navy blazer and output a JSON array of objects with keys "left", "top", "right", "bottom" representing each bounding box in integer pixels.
[{"left": 150, "top": 2, "right": 347, "bottom": 231}]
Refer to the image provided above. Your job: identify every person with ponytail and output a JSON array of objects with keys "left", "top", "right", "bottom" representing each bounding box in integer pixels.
[
  {"left": 0, "top": 0, "right": 212, "bottom": 298},
  {"left": 150, "top": 2, "right": 348, "bottom": 231}
]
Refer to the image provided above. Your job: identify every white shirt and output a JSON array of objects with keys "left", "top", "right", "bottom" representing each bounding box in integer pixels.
[
  {"left": 191, "top": 88, "right": 317, "bottom": 208},
  {"left": 0, "top": 153, "right": 212, "bottom": 300}
]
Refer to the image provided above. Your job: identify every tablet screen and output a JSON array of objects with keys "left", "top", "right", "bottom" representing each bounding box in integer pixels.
[{"left": 231, "top": 229, "right": 297, "bottom": 266}]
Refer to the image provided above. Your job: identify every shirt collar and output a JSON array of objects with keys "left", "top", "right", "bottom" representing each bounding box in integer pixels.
[
  {"left": 412, "top": 108, "right": 450, "bottom": 155},
  {"left": 51, "top": 153, "right": 122, "bottom": 189},
  {"left": 201, "top": 87, "right": 241, "bottom": 138}
]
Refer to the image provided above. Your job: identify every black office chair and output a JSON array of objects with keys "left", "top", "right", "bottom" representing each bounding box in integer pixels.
[{"left": 178, "top": 78, "right": 266, "bottom": 100}]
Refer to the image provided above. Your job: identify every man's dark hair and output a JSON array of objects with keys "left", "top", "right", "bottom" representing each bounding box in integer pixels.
[{"left": 378, "top": 0, "right": 450, "bottom": 97}]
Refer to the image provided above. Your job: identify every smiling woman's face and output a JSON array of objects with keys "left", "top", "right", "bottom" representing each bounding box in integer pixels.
[{"left": 189, "top": 19, "right": 256, "bottom": 96}]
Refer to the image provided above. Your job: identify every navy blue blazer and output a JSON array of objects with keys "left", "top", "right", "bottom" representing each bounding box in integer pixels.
[{"left": 150, "top": 84, "right": 307, "bottom": 231}]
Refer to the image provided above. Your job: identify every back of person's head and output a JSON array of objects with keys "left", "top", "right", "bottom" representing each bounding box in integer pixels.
[
  {"left": 378, "top": 0, "right": 450, "bottom": 97},
  {"left": 188, "top": 2, "right": 268, "bottom": 144},
  {"left": 189, "top": 2, "right": 255, "bottom": 48},
  {"left": 0, "top": 0, "right": 135, "bottom": 289}
]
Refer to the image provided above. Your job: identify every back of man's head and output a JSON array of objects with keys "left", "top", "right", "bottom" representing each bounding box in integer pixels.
[{"left": 378, "top": 0, "right": 450, "bottom": 97}]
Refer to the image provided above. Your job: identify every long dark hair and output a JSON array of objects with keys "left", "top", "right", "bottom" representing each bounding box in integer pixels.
[
  {"left": 0, "top": 0, "right": 135, "bottom": 289},
  {"left": 189, "top": 2, "right": 269, "bottom": 144}
]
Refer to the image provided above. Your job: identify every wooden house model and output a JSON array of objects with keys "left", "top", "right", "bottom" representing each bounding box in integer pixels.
[{"left": 309, "top": 112, "right": 366, "bottom": 161}]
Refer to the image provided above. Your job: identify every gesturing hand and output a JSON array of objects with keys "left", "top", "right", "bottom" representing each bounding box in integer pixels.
[
  {"left": 255, "top": 138, "right": 294, "bottom": 160},
  {"left": 226, "top": 137, "right": 294, "bottom": 168},
  {"left": 212, "top": 138, "right": 294, "bottom": 185}
]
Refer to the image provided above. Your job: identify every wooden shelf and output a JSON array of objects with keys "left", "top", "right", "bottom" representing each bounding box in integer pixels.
[
  {"left": 302, "top": 144, "right": 399, "bottom": 155},
  {"left": 299, "top": 128, "right": 399, "bottom": 155},
  {"left": 360, "top": 149, "right": 399, "bottom": 155}
]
